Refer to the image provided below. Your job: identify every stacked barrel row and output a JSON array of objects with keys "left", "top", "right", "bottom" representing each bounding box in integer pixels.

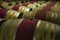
[
  {"left": 0, "top": 19, "right": 60, "bottom": 40},
  {"left": 0, "top": 0, "right": 58, "bottom": 2},
  {"left": 0, "top": 1, "right": 60, "bottom": 40},
  {"left": 0, "top": 1, "right": 60, "bottom": 24}
]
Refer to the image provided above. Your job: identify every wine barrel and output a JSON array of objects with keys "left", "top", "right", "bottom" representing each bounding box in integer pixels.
[
  {"left": 0, "top": 0, "right": 58, "bottom": 2},
  {"left": 21, "top": 1, "right": 57, "bottom": 14},
  {"left": 0, "top": 1, "right": 48, "bottom": 12},
  {"left": 22, "top": 1, "right": 49, "bottom": 11},
  {"left": 0, "top": 19, "right": 60, "bottom": 40},
  {"left": 0, "top": 2, "right": 9, "bottom": 8},
  {"left": 34, "top": 1, "right": 56, "bottom": 19},
  {"left": 41, "top": 1, "right": 60, "bottom": 13},
  {"left": 22, "top": 1, "right": 60, "bottom": 13},
  {"left": 7, "top": 2, "right": 37, "bottom": 12},
  {"left": 42, "top": 1, "right": 56, "bottom": 11},
  {"left": 23, "top": 8, "right": 60, "bottom": 25},
  {"left": 0, "top": 2, "right": 16, "bottom": 8},
  {"left": 0, "top": 1, "right": 22, "bottom": 9},
  {"left": 6, "top": 4, "right": 32, "bottom": 13},
  {"left": 6, "top": 1, "right": 49, "bottom": 16},
  {"left": 30, "top": 0, "right": 57, "bottom": 2},
  {"left": 0, "top": 1, "right": 56, "bottom": 13},
  {"left": 0, "top": 8, "right": 32, "bottom": 19},
  {"left": 0, "top": 8, "right": 60, "bottom": 25},
  {"left": 0, "top": 8, "right": 23, "bottom": 19},
  {"left": 51, "top": 1, "right": 60, "bottom": 13},
  {"left": 35, "top": 11, "right": 60, "bottom": 25}
]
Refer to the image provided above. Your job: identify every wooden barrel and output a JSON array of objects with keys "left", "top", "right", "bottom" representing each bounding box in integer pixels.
[
  {"left": 0, "top": 8, "right": 60, "bottom": 25},
  {"left": 51, "top": 1, "right": 60, "bottom": 13},
  {"left": 0, "top": 1, "right": 60, "bottom": 25},
  {"left": 0, "top": 2, "right": 9, "bottom": 8},
  {"left": 17, "top": 1, "right": 56, "bottom": 19},
  {"left": 0, "top": 0, "right": 58, "bottom": 2},
  {"left": 0, "top": 1, "right": 22, "bottom": 8},
  {"left": 0, "top": 8, "right": 23, "bottom": 19},
  {"left": 0, "top": 8, "right": 32, "bottom": 19},
  {"left": 44, "top": 0, "right": 57, "bottom": 1},
  {"left": 42, "top": 1, "right": 56, "bottom": 11},
  {"left": 0, "top": 1, "right": 48, "bottom": 12},
  {"left": 45, "top": 11, "right": 60, "bottom": 24},
  {"left": 22, "top": 1, "right": 60, "bottom": 25},
  {"left": 3, "top": 1, "right": 49, "bottom": 18},
  {"left": 0, "top": 1, "right": 57, "bottom": 13},
  {"left": 5, "top": 4, "right": 32, "bottom": 13},
  {"left": 0, "top": 1, "right": 34, "bottom": 8},
  {"left": 0, "top": 19, "right": 60, "bottom": 40},
  {"left": 22, "top": 1, "right": 49, "bottom": 11},
  {"left": 33, "top": 20, "right": 60, "bottom": 40},
  {"left": 18, "top": 1, "right": 60, "bottom": 13},
  {"left": 39, "top": 1, "right": 60, "bottom": 13}
]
